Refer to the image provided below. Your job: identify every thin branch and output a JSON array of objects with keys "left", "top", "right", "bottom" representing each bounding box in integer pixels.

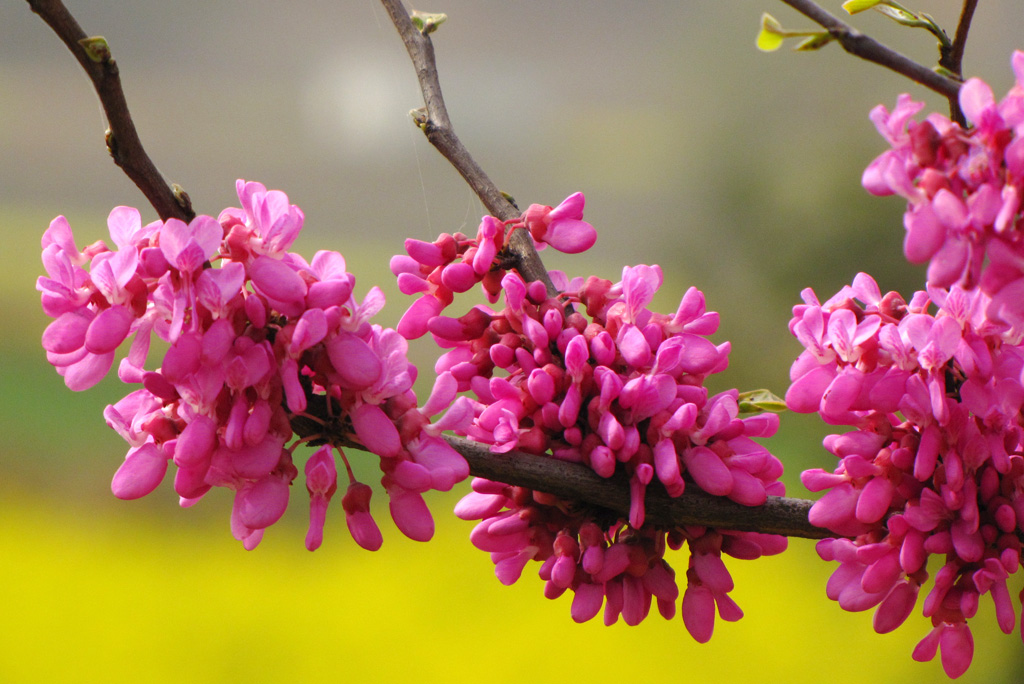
[
  {"left": 778, "top": 0, "right": 962, "bottom": 100},
  {"left": 939, "top": 0, "right": 979, "bottom": 126},
  {"left": 379, "top": 0, "right": 556, "bottom": 295},
  {"left": 947, "top": 0, "right": 979, "bottom": 75},
  {"left": 27, "top": 0, "right": 193, "bottom": 222}
]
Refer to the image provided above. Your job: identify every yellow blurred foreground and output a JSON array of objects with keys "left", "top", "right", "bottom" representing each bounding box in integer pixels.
[{"left": 0, "top": 488, "right": 1020, "bottom": 684}]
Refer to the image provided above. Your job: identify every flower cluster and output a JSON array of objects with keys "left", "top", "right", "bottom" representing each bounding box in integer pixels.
[
  {"left": 390, "top": 192, "right": 597, "bottom": 340},
  {"left": 38, "top": 180, "right": 467, "bottom": 550},
  {"left": 864, "top": 50, "right": 1024, "bottom": 330},
  {"left": 396, "top": 195, "right": 787, "bottom": 639},
  {"left": 788, "top": 273, "right": 1024, "bottom": 678}
]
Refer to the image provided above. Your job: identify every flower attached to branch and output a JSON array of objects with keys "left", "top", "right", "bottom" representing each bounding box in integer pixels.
[
  {"left": 396, "top": 194, "right": 787, "bottom": 639},
  {"left": 38, "top": 180, "right": 468, "bottom": 550},
  {"left": 788, "top": 273, "right": 1023, "bottom": 678}
]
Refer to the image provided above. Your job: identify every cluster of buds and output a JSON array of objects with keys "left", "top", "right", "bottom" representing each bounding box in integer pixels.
[
  {"left": 395, "top": 196, "right": 787, "bottom": 638},
  {"left": 789, "top": 50, "right": 1024, "bottom": 678},
  {"left": 865, "top": 50, "right": 1024, "bottom": 329},
  {"left": 38, "top": 180, "right": 467, "bottom": 550},
  {"left": 390, "top": 192, "right": 597, "bottom": 340},
  {"left": 788, "top": 273, "right": 1024, "bottom": 677}
]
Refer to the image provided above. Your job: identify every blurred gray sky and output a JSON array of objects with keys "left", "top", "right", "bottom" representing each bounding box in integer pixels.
[{"left": 3, "top": 0, "right": 1022, "bottom": 392}]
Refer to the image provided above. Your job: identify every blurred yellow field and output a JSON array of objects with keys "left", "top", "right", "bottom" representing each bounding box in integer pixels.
[{"left": 0, "top": 486, "right": 1018, "bottom": 684}]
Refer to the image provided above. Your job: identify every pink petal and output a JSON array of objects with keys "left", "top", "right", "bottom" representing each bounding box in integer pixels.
[
  {"left": 785, "top": 364, "right": 836, "bottom": 413},
  {"left": 873, "top": 581, "right": 918, "bottom": 633},
  {"left": 174, "top": 415, "right": 218, "bottom": 468},
  {"left": 111, "top": 443, "right": 168, "bottom": 499},
  {"left": 541, "top": 218, "right": 597, "bottom": 254},
  {"left": 388, "top": 487, "right": 434, "bottom": 541},
  {"left": 106, "top": 206, "right": 142, "bottom": 249},
  {"left": 682, "top": 446, "right": 733, "bottom": 496},
  {"left": 351, "top": 403, "right": 402, "bottom": 458},
  {"left": 326, "top": 332, "right": 383, "bottom": 390},
  {"left": 42, "top": 309, "right": 91, "bottom": 354},
  {"left": 397, "top": 295, "right": 443, "bottom": 340},
  {"left": 84, "top": 305, "right": 134, "bottom": 354},
  {"left": 548, "top": 192, "right": 585, "bottom": 221},
  {"left": 571, "top": 583, "right": 605, "bottom": 623},
  {"left": 681, "top": 585, "right": 715, "bottom": 643},
  {"left": 904, "top": 203, "right": 947, "bottom": 263},
  {"left": 938, "top": 623, "right": 974, "bottom": 678},
  {"left": 249, "top": 255, "right": 307, "bottom": 312},
  {"left": 959, "top": 78, "right": 995, "bottom": 125},
  {"left": 236, "top": 475, "right": 290, "bottom": 529},
  {"left": 63, "top": 350, "right": 115, "bottom": 391}
]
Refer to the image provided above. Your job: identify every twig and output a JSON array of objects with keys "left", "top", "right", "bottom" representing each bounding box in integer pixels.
[
  {"left": 946, "top": 0, "right": 978, "bottom": 76},
  {"left": 378, "top": 0, "right": 556, "bottom": 295},
  {"left": 940, "top": 0, "right": 979, "bottom": 126},
  {"left": 26, "top": 0, "right": 193, "bottom": 222},
  {"left": 778, "top": 0, "right": 962, "bottom": 100}
]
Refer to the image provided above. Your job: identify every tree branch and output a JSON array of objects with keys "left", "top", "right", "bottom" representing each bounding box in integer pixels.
[
  {"left": 939, "top": 0, "right": 979, "bottom": 126},
  {"left": 27, "top": 0, "right": 193, "bottom": 222},
  {"left": 290, "top": 394, "right": 832, "bottom": 539},
  {"left": 371, "top": 0, "right": 836, "bottom": 541},
  {"left": 946, "top": 0, "right": 979, "bottom": 76},
  {"left": 378, "top": 0, "right": 556, "bottom": 296},
  {"left": 778, "top": 0, "right": 962, "bottom": 100},
  {"left": 447, "top": 435, "right": 831, "bottom": 539}
]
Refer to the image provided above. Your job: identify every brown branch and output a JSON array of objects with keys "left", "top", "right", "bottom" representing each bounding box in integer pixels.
[
  {"left": 946, "top": 0, "right": 979, "bottom": 75},
  {"left": 379, "top": 0, "right": 556, "bottom": 296},
  {"left": 290, "top": 393, "right": 833, "bottom": 539},
  {"left": 371, "top": 1, "right": 835, "bottom": 541},
  {"left": 447, "top": 435, "right": 832, "bottom": 539},
  {"left": 778, "top": 0, "right": 962, "bottom": 100},
  {"left": 939, "top": 0, "right": 979, "bottom": 126},
  {"left": 27, "top": 0, "right": 193, "bottom": 222}
]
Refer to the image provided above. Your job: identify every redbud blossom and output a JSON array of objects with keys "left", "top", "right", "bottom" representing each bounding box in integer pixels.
[{"left": 39, "top": 180, "right": 467, "bottom": 550}]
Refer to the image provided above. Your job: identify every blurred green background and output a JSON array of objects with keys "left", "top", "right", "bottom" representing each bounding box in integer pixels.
[{"left": 2, "top": 1, "right": 1023, "bottom": 682}]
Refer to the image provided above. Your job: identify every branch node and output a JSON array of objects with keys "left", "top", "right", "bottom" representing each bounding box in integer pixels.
[
  {"left": 29, "top": 0, "right": 192, "bottom": 222},
  {"left": 172, "top": 184, "right": 194, "bottom": 217},
  {"left": 409, "top": 106, "right": 429, "bottom": 130},
  {"left": 77, "top": 35, "right": 110, "bottom": 63},
  {"left": 410, "top": 10, "right": 447, "bottom": 35},
  {"left": 104, "top": 128, "right": 118, "bottom": 159}
]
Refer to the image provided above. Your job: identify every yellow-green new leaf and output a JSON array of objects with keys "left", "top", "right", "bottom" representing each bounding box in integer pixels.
[
  {"left": 78, "top": 36, "right": 111, "bottom": 63},
  {"left": 875, "top": 5, "right": 926, "bottom": 27},
  {"left": 737, "top": 389, "right": 788, "bottom": 415},
  {"left": 410, "top": 11, "right": 448, "bottom": 34},
  {"left": 842, "top": 0, "right": 883, "bottom": 14},
  {"left": 756, "top": 13, "right": 786, "bottom": 52},
  {"left": 795, "top": 32, "right": 834, "bottom": 51}
]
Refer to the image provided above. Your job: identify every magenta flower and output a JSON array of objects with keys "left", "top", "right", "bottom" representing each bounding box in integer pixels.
[
  {"left": 788, "top": 273, "right": 1024, "bottom": 678},
  {"left": 39, "top": 180, "right": 467, "bottom": 552},
  {"left": 304, "top": 445, "right": 338, "bottom": 551},
  {"left": 523, "top": 192, "right": 598, "bottom": 254},
  {"left": 399, "top": 199, "right": 785, "bottom": 635},
  {"left": 865, "top": 51, "right": 1024, "bottom": 330}
]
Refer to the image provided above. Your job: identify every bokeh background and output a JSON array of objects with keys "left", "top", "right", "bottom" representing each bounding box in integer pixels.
[{"left": 2, "top": 1, "right": 1024, "bottom": 682}]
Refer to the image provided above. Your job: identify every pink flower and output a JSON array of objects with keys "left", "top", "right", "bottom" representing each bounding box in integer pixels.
[
  {"left": 789, "top": 272, "right": 1024, "bottom": 677},
  {"left": 409, "top": 201, "right": 785, "bottom": 635},
  {"left": 524, "top": 192, "right": 598, "bottom": 254},
  {"left": 304, "top": 445, "right": 338, "bottom": 551},
  {"left": 42, "top": 180, "right": 466, "bottom": 553}
]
